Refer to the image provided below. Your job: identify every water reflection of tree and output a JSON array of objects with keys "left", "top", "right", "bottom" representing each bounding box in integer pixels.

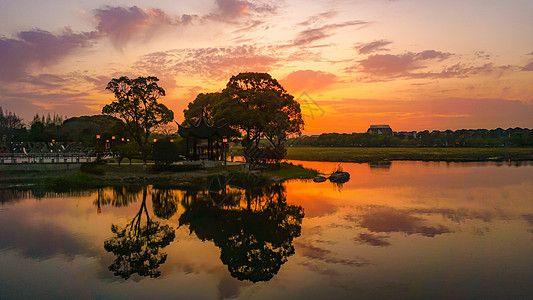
[
  {"left": 94, "top": 186, "right": 143, "bottom": 213},
  {"left": 151, "top": 188, "right": 178, "bottom": 219},
  {"left": 104, "top": 186, "right": 175, "bottom": 279},
  {"left": 179, "top": 184, "right": 304, "bottom": 282}
]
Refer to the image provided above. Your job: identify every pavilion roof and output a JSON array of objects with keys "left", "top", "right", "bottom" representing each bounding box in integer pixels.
[{"left": 177, "top": 113, "right": 223, "bottom": 139}]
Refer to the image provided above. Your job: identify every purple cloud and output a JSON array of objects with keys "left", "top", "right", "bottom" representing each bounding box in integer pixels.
[
  {"left": 356, "top": 39, "right": 392, "bottom": 54},
  {"left": 94, "top": 6, "right": 193, "bottom": 49},
  {"left": 522, "top": 61, "right": 533, "bottom": 71},
  {"left": 297, "top": 11, "right": 339, "bottom": 27},
  {"left": 293, "top": 21, "right": 369, "bottom": 46},
  {"left": 353, "top": 206, "right": 451, "bottom": 237},
  {"left": 214, "top": 0, "right": 250, "bottom": 18},
  {"left": 347, "top": 50, "right": 457, "bottom": 80},
  {"left": 0, "top": 28, "right": 97, "bottom": 81},
  {"left": 206, "top": 0, "right": 277, "bottom": 23}
]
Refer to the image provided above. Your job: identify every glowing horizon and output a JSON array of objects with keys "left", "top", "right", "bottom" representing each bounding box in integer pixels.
[{"left": 1, "top": 0, "right": 533, "bottom": 134}]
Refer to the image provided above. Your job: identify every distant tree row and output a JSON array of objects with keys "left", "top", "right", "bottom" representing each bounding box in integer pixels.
[
  {"left": 0, "top": 109, "right": 122, "bottom": 146},
  {"left": 0, "top": 107, "right": 26, "bottom": 143},
  {"left": 290, "top": 128, "right": 533, "bottom": 147}
]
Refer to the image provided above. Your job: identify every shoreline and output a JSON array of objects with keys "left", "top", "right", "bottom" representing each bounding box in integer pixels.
[
  {"left": 0, "top": 162, "right": 318, "bottom": 190},
  {"left": 284, "top": 147, "right": 533, "bottom": 163}
]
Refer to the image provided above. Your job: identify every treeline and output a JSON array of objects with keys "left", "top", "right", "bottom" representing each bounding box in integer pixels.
[
  {"left": 0, "top": 106, "right": 185, "bottom": 164},
  {"left": 0, "top": 107, "right": 26, "bottom": 143},
  {"left": 290, "top": 128, "right": 533, "bottom": 147},
  {"left": 0, "top": 107, "right": 122, "bottom": 146}
]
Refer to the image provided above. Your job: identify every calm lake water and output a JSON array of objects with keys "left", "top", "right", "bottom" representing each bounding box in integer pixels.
[{"left": 1, "top": 160, "right": 533, "bottom": 299}]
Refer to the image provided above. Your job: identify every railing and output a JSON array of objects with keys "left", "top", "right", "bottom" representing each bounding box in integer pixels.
[{"left": 0, "top": 153, "right": 96, "bottom": 164}]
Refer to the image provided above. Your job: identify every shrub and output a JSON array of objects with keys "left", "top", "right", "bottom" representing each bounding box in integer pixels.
[{"left": 153, "top": 139, "right": 180, "bottom": 165}]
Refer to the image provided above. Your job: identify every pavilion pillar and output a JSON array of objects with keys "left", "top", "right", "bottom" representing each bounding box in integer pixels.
[{"left": 186, "top": 137, "right": 189, "bottom": 160}]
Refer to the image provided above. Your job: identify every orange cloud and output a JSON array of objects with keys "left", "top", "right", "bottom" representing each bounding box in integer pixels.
[{"left": 280, "top": 70, "right": 339, "bottom": 93}]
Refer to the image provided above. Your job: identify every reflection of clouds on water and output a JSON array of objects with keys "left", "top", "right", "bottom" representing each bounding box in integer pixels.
[
  {"left": 523, "top": 214, "right": 533, "bottom": 226},
  {"left": 349, "top": 206, "right": 451, "bottom": 237},
  {"left": 295, "top": 240, "right": 372, "bottom": 267},
  {"left": 407, "top": 207, "right": 496, "bottom": 223},
  {"left": 0, "top": 209, "right": 98, "bottom": 260},
  {"left": 523, "top": 214, "right": 533, "bottom": 233},
  {"left": 294, "top": 239, "right": 372, "bottom": 277},
  {"left": 216, "top": 276, "right": 252, "bottom": 300}
]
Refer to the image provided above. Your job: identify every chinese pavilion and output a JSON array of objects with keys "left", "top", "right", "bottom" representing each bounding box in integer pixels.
[{"left": 177, "top": 114, "right": 228, "bottom": 161}]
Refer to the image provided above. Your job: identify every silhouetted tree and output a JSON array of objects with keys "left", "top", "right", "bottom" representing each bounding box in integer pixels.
[
  {"left": 103, "top": 76, "right": 174, "bottom": 165},
  {"left": 0, "top": 107, "right": 25, "bottom": 144},
  {"left": 183, "top": 73, "right": 304, "bottom": 164}
]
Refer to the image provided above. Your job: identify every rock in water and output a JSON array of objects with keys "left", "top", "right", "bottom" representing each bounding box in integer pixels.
[
  {"left": 313, "top": 176, "right": 327, "bottom": 182},
  {"left": 329, "top": 172, "right": 350, "bottom": 183}
]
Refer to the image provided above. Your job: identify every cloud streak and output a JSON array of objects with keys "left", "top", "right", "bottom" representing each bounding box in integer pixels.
[
  {"left": 297, "top": 11, "right": 339, "bottom": 27},
  {"left": 346, "top": 50, "right": 516, "bottom": 81},
  {"left": 292, "top": 21, "right": 369, "bottom": 46},
  {"left": 352, "top": 50, "right": 452, "bottom": 76},
  {"left": 356, "top": 39, "right": 392, "bottom": 54}
]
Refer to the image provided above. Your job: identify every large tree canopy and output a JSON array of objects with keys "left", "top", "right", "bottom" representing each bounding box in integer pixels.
[
  {"left": 103, "top": 76, "right": 174, "bottom": 164},
  {"left": 183, "top": 73, "right": 304, "bottom": 163}
]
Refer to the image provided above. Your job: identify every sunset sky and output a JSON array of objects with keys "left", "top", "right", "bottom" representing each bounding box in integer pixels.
[{"left": 1, "top": 0, "right": 532, "bottom": 134}]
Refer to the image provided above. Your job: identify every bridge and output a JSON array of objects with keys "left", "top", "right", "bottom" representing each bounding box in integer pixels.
[
  {"left": 0, "top": 141, "right": 97, "bottom": 166},
  {"left": 0, "top": 153, "right": 96, "bottom": 164}
]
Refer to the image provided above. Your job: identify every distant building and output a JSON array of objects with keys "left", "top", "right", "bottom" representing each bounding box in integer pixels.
[{"left": 367, "top": 125, "right": 393, "bottom": 135}]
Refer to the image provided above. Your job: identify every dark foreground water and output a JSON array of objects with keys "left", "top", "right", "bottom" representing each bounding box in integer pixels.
[{"left": 1, "top": 161, "right": 533, "bottom": 299}]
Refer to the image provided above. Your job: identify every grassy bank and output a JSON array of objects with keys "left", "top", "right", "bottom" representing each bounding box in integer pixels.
[
  {"left": 0, "top": 162, "right": 318, "bottom": 190},
  {"left": 285, "top": 147, "right": 533, "bottom": 162},
  {"left": 263, "top": 163, "right": 318, "bottom": 180}
]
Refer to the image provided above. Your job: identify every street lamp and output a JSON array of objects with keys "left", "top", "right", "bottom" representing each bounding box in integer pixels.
[{"left": 222, "top": 138, "right": 228, "bottom": 165}]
